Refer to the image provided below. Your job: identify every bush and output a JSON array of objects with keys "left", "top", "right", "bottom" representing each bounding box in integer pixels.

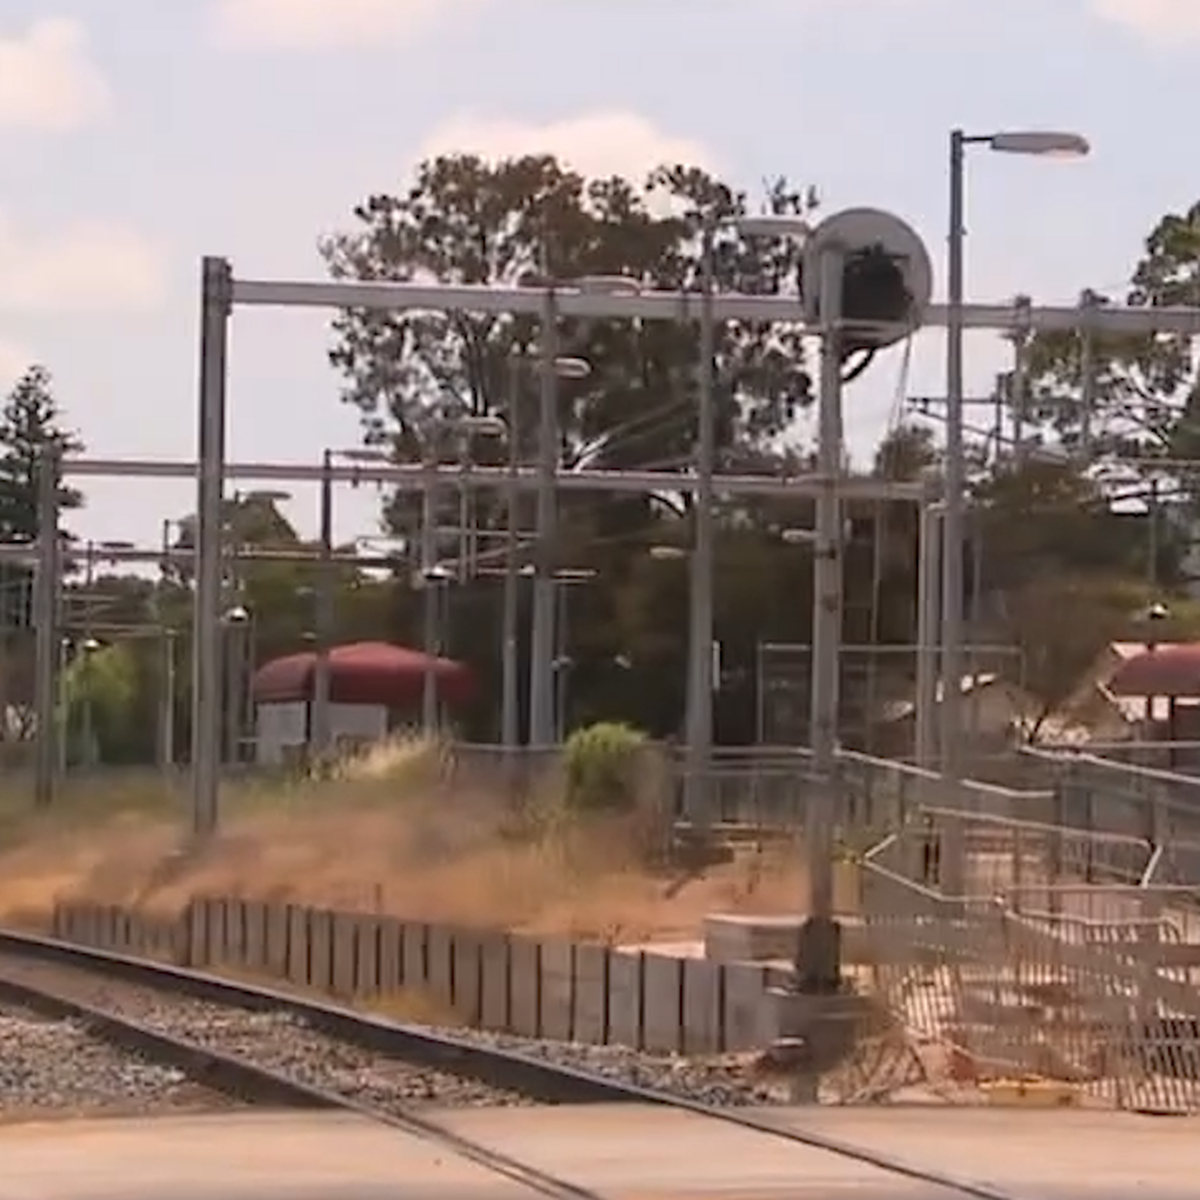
[{"left": 563, "top": 722, "right": 648, "bottom": 814}]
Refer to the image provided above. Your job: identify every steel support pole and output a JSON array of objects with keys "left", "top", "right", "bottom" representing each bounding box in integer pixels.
[
  {"left": 804, "top": 240, "right": 845, "bottom": 953},
  {"left": 420, "top": 453, "right": 438, "bottom": 733},
  {"left": 80, "top": 544, "right": 96, "bottom": 768},
  {"left": 311, "top": 449, "right": 335, "bottom": 758},
  {"left": 501, "top": 360, "right": 521, "bottom": 752},
  {"left": 915, "top": 499, "right": 942, "bottom": 770},
  {"left": 160, "top": 631, "right": 176, "bottom": 771},
  {"left": 528, "top": 290, "right": 559, "bottom": 747},
  {"left": 191, "top": 256, "right": 232, "bottom": 838},
  {"left": 940, "top": 130, "right": 967, "bottom": 783},
  {"left": 1079, "top": 289, "right": 1100, "bottom": 458},
  {"left": 684, "top": 221, "right": 717, "bottom": 824},
  {"left": 32, "top": 447, "right": 61, "bottom": 807}
]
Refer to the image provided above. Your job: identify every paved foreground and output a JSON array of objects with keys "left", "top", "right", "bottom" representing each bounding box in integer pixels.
[{"left": 1, "top": 1104, "right": 1197, "bottom": 1199}]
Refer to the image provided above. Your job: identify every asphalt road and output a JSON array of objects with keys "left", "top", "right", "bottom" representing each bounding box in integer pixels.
[{"left": 1, "top": 1105, "right": 1197, "bottom": 1200}]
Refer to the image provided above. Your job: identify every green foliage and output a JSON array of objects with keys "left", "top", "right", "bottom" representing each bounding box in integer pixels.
[
  {"left": 64, "top": 643, "right": 138, "bottom": 763},
  {"left": 0, "top": 365, "right": 84, "bottom": 632},
  {"left": 321, "top": 154, "right": 818, "bottom": 544},
  {"left": 562, "top": 721, "right": 648, "bottom": 814}
]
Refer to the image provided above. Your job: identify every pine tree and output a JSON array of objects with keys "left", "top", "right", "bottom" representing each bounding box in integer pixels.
[{"left": 0, "top": 365, "right": 84, "bottom": 630}]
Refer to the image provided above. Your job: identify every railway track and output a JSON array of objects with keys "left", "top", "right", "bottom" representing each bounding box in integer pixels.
[{"left": 0, "top": 928, "right": 1027, "bottom": 1200}]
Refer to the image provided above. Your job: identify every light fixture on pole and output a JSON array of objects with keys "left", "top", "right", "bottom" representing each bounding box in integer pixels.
[{"left": 941, "top": 127, "right": 1090, "bottom": 785}]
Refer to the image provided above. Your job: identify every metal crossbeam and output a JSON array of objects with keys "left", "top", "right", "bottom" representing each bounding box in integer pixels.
[
  {"left": 62, "top": 457, "right": 927, "bottom": 501},
  {"left": 231, "top": 274, "right": 1200, "bottom": 336},
  {"left": 0, "top": 544, "right": 403, "bottom": 568}
]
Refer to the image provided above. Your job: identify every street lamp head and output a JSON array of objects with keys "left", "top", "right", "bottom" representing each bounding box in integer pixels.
[
  {"left": 80, "top": 636, "right": 101, "bottom": 653},
  {"left": 553, "top": 356, "right": 591, "bottom": 381},
  {"left": 572, "top": 274, "right": 643, "bottom": 296},
  {"left": 456, "top": 415, "right": 508, "bottom": 437},
  {"left": 421, "top": 565, "right": 452, "bottom": 585},
  {"left": 987, "top": 130, "right": 1090, "bottom": 158},
  {"left": 648, "top": 544, "right": 688, "bottom": 561},
  {"left": 338, "top": 447, "right": 392, "bottom": 463},
  {"left": 223, "top": 604, "right": 251, "bottom": 624},
  {"left": 242, "top": 489, "right": 292, "bottom": 504},
  {"left": 735, "top": 215, "right": 812, "bottom": 241},
  {"left": 1146, "top": 601, "right": 1170, "bottom": 623}
]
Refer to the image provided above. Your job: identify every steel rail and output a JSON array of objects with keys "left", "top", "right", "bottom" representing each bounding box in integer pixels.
[{"left": 1, "top": 927, "right": 1030, "bottom": 1200}]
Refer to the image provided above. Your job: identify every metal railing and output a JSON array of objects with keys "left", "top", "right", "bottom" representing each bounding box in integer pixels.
[{"left": 860, "top": 850, "right": 1200, "bottom": 1112}]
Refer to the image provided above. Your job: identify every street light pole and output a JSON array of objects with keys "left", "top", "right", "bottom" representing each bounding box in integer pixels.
[
  {"left": 684, "top": 218, "right": 717, "bottom": 823},
  {"left": 529, "top": 288, "right": 560, "bottom": 747},
  {"left": 941, "top": 129, "right": 968, "bottom": 784},
  {"left": 312, "top": 448, "right": 335, "bottom": 758},
  {"left": 941, "top": 128, "right": 1090, "bottom": 784}
]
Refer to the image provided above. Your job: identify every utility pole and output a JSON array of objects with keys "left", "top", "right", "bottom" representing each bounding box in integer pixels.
[
  {"left": 799, "top": 237, "right": 846, "bottom": 997},
  {"left": 684, "top": 217, "right": 718, "bottom": 825},
  {"left": 420, "top": 441, "right": 439, "bottom": 734},
  {"left": 528, "top": 288, "right": 560, "bottom": 747},
  {"left": 192, "top": 257, "right": 232, "bottom": 838},
  {"left": 312, "top": 449, "right": 334, "bottom": 758},
  {"left": 501, "top": 359, "right": 521, "bottom": 753},
  {"left": 32, "top": 446, "right": 61, "bottom": 807}
]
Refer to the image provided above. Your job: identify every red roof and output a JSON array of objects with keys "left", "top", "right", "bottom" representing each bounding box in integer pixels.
[
  {"left": 252, "top": 641, "right": 475, "bottom": 707},
  {"left": 1108, "top": 643, "right": 1200, "bottom": 698}
]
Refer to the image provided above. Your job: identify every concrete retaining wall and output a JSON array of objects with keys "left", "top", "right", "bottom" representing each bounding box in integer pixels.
[{"left": 49, "top": 899, "right": 779, "bottom": 1053}]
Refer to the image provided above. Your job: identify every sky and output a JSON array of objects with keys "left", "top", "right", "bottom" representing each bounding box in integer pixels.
[{"left": 3, "top": 0, "right": 1200, "bottom": 549}]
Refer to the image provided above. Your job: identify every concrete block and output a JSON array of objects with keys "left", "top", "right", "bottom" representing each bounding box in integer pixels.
[
  {"left": 509, "top": 937, "right": 541, "bottom": 1037},
  {"left": 402, "top": 922, "right": 429, "bottom": 990},
  {"left": 262, "top": 904, "right": 288, "bottom": 977},
  {"left": 573, "top": 944, "right": 609, "bottom": 1044},
  {"left": 479, "top": 934, "right": 511, "bottom": 1030},
  {"left": 331, "top": 913, "right": 359, "bottom": 997},
  {"left": 244, "top": 901, "right": 268, "bottom": 971},
  {"left": 642, "top": 953, "right": 683, "bottom": 1053},
  {"left": 355, "top": 917, "right": 381, "bottom": 996},
  {"left": 539, "top": 939, "right": 575, "bottom": 1042},
  {"left": 452, "top": 931, "right": 483, "bottom": 1023},
  {"left": 682, "top": 959, "right": 723, "bottom": 1054},
  {"left": 608, "top": 951, "right": 643, "bottom": 1049},
  {"left": 309, "top": 909, "right": 335, "bottom": 991},
  {"left": 722, "top": 962, "right": 771, "bottom": 1051},
  {"left": 284, "top": 906, "right": 308, "bottom": 986},
  {"left": 704, "top": 914, "right": 801, "bottom": 963},
  {"left": 426, "top": 925, "right": 454, "bottom": 1007},
  {"left": 376, "top": 918, "right": 403, "bottom": 991}
]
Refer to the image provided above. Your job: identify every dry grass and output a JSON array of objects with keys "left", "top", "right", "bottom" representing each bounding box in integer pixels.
[{"left": 0, "top": 735, "right": 807, "bottom": 943}]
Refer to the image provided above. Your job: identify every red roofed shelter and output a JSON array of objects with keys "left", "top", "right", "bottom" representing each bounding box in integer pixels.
[
  {"left": 1107, "top": 642, "right": 1200, "bottom": 760},
  {"left": 251, "top": 641, "right": 475, "bottom": 763}
]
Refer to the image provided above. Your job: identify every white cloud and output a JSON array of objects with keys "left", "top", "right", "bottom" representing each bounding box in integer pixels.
[
  {"left": 416, "top": 110, "right": 717, "bottom": 183},
  {"left": 0, "top": 18, "right": 112, "bottom": 132},
  {"left": 210, "top": 0, "right": 484, "bottom": 50},
  {"left": 0, "top": 213, "right": 166, "bottom": 315},
  {"left": 1090, "top": 0, "right": 1200, "bottom": 44}
]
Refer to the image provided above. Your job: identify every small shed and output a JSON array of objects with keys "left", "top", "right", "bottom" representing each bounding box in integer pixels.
[
  {"left": 1105, "top": 642, "right": 1200, "bottom": 751},
  {"left": 251, "top": 641, "right": 475, "bottom": 764}
]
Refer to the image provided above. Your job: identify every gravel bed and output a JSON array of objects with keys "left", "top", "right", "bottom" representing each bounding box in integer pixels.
[
  {"left": 0, "top": 956, "right": 532, "bottom": 1110},
  {"left": 400, "top": 1027, "right": 784, "bottom": 1107},
  {"left": 0, "top": 1002, "right": 235, "bottom": 1119},
  {"left": 0, "top": 952, "right": 782, "bottom": 1109}
]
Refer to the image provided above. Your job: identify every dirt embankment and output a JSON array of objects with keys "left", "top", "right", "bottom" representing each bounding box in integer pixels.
[{"left": 0, "top": 765, "right": 805, "bottom": 944}]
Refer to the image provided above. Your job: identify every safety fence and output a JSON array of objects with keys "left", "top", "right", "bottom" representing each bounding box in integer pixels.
[
  {"left": 48, "top": 898, "right": 782, "bottom": 1055},
  {"left": 859, "top": 805, "right": 1200, "bottom": 1113}
]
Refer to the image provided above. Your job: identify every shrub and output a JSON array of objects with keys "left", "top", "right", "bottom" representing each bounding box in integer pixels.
[{"left": 562, "top": 722, "right": 648, "bottom": 814}]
